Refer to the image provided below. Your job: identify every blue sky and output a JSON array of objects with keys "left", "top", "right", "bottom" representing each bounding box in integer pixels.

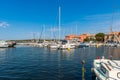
[{"left": 0, "top": 0, "right": 120, "bottom": 40}]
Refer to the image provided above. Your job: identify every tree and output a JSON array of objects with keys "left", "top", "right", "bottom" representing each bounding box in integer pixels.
[
  {"left": 84, "top": 37, "right": 90, "bottom": 42},
  {"left": 89, "top": 37, "right": 96, "bottom": 42},
  {"left": 95, "top": 33, "right": 105, "bottom": 42}
]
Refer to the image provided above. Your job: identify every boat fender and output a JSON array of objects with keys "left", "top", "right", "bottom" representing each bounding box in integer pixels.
[
  {"left": 102, "top": 56, "right": 104, "bottom": 59},
  {"left": 117, "top": 72, "right": 120, "bottom": 79},
  {"left": 96, "top": 56, "right": 100, "bottom": 59}
]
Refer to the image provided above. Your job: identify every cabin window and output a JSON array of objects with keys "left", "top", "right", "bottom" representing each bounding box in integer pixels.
[
  {"left": 96, "top": 77, "right": 101, "bottom": 80},
  {"left": 100, "top": 65, "right": 106, "bottom": 74}
]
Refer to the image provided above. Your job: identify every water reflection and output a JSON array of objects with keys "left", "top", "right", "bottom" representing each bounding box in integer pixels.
[
  {"left": 94, "top": 46, "right": 120, "bottom": 59},
  {"left": 0, "top": 48, "right": 8, "bottom": 63},
  {"left": 0, "top": 47, "right": 119, "bottom": 80},
  {"left": 59, "top": 49, "right": 75, "bottom": 61},
  {"left": 104, "top": 47, "right": 120, "bottom": 59}
]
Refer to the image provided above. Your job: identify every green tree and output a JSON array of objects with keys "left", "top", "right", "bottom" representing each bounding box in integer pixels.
[
  {"left": 84, "top": 37, "right": 90, "bottom": 42},
  {"left": 95, "top": 33, "right": 105, "bottom": 42},
  {"left": 89, "top": 37, "right": 96, "bottom": 41}
]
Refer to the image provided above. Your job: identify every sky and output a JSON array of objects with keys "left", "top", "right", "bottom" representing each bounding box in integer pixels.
[{"left": 0, "top": 0, "right": 120, "bottom": 40}]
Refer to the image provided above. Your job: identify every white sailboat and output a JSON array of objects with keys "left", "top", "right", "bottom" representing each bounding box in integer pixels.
[
  {"left": 49, "top": 3, "right": 61, "bottom": 49},
  {"left": 42, "top": 25, "right": 49, "bottom": 47},
  {"left": 49, "top": 42, "right": 60, "bottom": 49}
]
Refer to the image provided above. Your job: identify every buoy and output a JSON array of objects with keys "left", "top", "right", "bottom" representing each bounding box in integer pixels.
[
  {"left": 96, "top": 56, "right": 100, "bottom": 59},
  {"left": 96, "top": 44, "right": 99, "bottom": 48},
  {"left": 102, "top": 56, "right": 105, "bottom": 59},
  {"left": 67, "top": 48, "right": 70, "bottom": 51}
]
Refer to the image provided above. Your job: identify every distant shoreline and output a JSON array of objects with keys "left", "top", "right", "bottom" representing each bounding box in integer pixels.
[{"left": 8, "top": 39, "right": 62, "bottom": 43}]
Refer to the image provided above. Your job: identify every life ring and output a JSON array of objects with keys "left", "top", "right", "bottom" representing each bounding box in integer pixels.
[{"left": 117, "top": 72, "right": 120, "bottom": 79}]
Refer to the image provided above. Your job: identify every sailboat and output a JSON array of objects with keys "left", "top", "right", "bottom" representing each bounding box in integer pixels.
[
  {"left": 49, "top": 4, "right": 61, "bottom": 49},
  {"left": 37, "top": 25, "right": 49, "bottom": 47},
  {"left": 43, "top": 26, "right": 49, "bottom": 47}
]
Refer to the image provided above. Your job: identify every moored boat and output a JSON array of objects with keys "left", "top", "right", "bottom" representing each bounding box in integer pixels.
[
  {"left": 92, "top": 56, "right": 120, "bottom": 80},
  {"left": 48, "top": 43, "right": 60, "bottom": 49},
  {"left": 0, "top": 40, "right": 16, "bottom": 48},
  {"left": 7, "top": 41, "right": 16, "bottom": 47},
  {"left": 58, "top": 40, "right": 76, "bottom": 50},
  {"left": 0, "top": 40, "right": 9, "bottom": 48}
]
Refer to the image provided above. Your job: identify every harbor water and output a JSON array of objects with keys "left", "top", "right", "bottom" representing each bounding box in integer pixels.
[{"left": 0, "top": 46, "right": 120, "bottom": 80}]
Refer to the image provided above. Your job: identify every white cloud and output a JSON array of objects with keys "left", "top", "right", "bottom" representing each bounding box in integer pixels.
[{"left": 0, "top": 22, "right": 9, "bottom": 28}]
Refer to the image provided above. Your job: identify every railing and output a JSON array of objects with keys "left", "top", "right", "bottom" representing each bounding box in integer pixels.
[{"left": 108, "top": 60, "right": 120, "bottom": 69}]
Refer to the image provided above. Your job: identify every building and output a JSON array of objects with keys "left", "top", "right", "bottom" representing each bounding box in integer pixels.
[
  {"left": 87, "top": 34, "right": 96, "bottom": 39},
  {"left": 65, "top": 34, "right": 76, "bottom": 40},
  {"left": 78, "top": 34, "right": 88, "bottom": 42},
  {"left": 65, "top": 34, "right": 95, "bottom": 42},
  {"left": 104, "top": 32, "right": 120, "bottom": 43}
]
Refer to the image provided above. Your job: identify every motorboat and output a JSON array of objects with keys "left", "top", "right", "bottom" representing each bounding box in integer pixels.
[
  {"left": 58, "top": 40, "right": 76, "bottom": 50},
  {"left": 92, "top": 56, "right": 120, "bottom": 80},
  {"left": 0, "top": 40, "right": 9, "bottom": 48},
  {"left": 79, "top": 43, "right": 89, "bottom": 48},
  {"left": 48, "top": 43, "right": 60, "bottom": 49}
]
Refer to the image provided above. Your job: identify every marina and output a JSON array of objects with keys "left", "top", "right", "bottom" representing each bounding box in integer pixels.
[{"left": 0, "top": 0, "right": 120, "bottom": 80}]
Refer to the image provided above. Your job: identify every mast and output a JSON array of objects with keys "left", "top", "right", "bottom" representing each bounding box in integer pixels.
[
  {"left": 110, "top": 0, "right": 120, "bottom": 43},
  {"left": 33, "top": 32, "right": 35, "bottom": 42},
  {"left": 58, "top": 6, "right": 61, "bottom": 41},
  {"left": 50, "top": 27, "right": 52, "bottom": 40},
  {"left": 43, "top": 24, "right": 45, "bottom": 41},
  {"left": 76, "top": 24, "right": 77, "bottom": 35}
]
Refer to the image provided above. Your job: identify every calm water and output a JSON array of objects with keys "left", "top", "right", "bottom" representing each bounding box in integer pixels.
[{"left": 0, "top": 46, "right": 120, "bottom": 80}]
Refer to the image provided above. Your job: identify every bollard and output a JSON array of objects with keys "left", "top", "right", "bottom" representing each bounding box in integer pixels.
[{"left": 81, "top": 60, "right": 86, "bottom": 80}]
